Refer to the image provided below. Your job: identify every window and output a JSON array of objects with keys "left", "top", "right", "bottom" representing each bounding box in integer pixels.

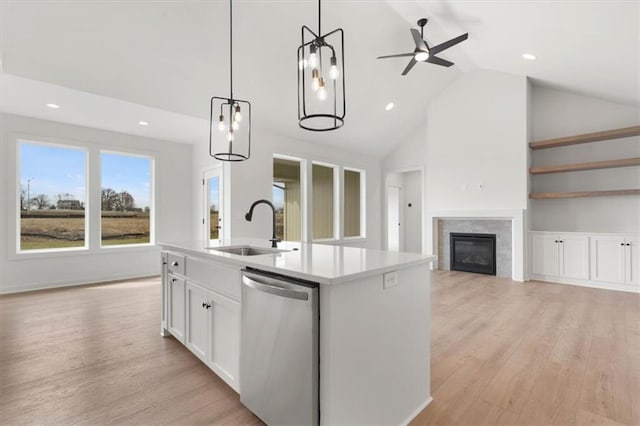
[
  {"left": 19, "top": 141, "right": 87, "bottom": 251},
  {"left": 101, "top": 152, "right": 153, "bottom": 246},
  {"left": 344, "top": 168, "right": 364, "bottom": 238},
  {"left": 204, "top": 167, "right": 224, "bottom": 245},
  {"left": 312, "top": 163, "right": 337, "bottom": 240},
  {"left": 273, "top": 157, "right": 303, "bottom": 241}
]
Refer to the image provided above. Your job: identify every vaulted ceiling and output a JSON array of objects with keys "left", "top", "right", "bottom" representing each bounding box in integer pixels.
[{"left": 1, "top": 1, "right": 638, "bottom": 157}]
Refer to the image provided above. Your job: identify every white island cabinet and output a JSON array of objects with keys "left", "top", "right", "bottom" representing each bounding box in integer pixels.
[{"left": 160, "top": 240, "right": 435, "bottom": 426}]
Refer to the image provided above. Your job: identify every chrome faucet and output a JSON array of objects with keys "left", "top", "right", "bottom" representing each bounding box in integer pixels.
[{"left": 245, "top": 199, "right": 281, "bottom": 248}]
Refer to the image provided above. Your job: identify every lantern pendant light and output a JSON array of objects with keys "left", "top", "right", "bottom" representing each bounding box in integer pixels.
[
  {"left": 297, "top": 0, "right": 345, "bottom": 131},
  {"left": 209, "top": 0, "right": 251, "bottom": 161}
]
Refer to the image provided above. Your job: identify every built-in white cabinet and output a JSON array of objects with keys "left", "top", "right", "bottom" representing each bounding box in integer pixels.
[
  {"left": 168, "top": 274, "right": 186, "bottom": 343},
  {"left": 161, "top": 251, "right": 241, "bottom": 392},
  {"left": 531, "top": 233, "right": 589, "bottom": 280},
  {"left": 591, "top": 236, "right": 640, "bottom": 286},
  {"left": 186, "top": 281, "right": 209, "bottom": 361},
  {"left": 530, "top": 232, "right": 639, "bottom": 293}
]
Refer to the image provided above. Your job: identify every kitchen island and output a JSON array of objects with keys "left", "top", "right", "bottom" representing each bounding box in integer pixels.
[{"left": 159, "top": 240, "right": 435, "bottom": 425}]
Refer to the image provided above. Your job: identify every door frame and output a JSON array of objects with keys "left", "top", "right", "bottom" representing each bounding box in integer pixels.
[
  {"left": 203, "top": 165, "right": 224, "bottom": 246},
  {"left": 383, "top": 167, "right": 425, "bottom": 253}
]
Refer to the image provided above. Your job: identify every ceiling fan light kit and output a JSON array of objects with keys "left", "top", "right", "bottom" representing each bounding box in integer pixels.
[
  {"left": 209, "top": 0, "right": 252, "bottom": 162},
  {"left": 297, "top": 0, "right": 346, "bottom": 131},
  {"left": 378, "top": 18, "right": 468, "bottom": 75}
]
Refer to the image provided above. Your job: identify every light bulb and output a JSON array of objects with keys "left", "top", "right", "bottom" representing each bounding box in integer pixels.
[
  {"left": 308, "top": 45, "right": 318, "bottom": 68},
  {"left": 217, "top": 115, "right": 225, "bottom": 131},
  {"left": 415, "top": 51, "right": 429, "bottom": 61},
  {"left": 232, "top": 120, "right": 239, "bottom": 130},
  {"left": 298, "top": 58, "right": 308, "bottom": 70},
  {"left": 329, "top": 56, "right": 339, "bottom": 80},
  {"left": 234, "top": 105, "right": 242, "bottom": 122},
  {"left": 227, "top": 131, "right": 234, "bottom": 141},
  {"left": 311, "top": 69, "right": 320, "bottom": 91},
  {"left": 317, "top": 78, "right": 327, "bottom": 100}
]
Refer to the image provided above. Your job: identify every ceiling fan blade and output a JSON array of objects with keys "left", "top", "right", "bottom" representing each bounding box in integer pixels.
[
  {"left": 410, "top": 28, "right": 428, "bottom": 50},
  {"left": 429, "top": 33, "right": 469, "bottom": 56},
  {"left": 377, "top": 52, "right": 416, "bottom": 59},
  {"left": 427, "top": 56, "right": 454, "bottom": 67},
  {"left": 401, "top": 58, "right": 417, "bottom": 76}
]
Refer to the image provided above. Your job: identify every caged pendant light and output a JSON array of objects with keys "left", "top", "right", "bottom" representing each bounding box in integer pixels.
[
  {"left": 297, "top": 0, "right": 345, "bottom": 131},
  {"left": 209, "top": 0, "right": 251, "bottom": 161}
]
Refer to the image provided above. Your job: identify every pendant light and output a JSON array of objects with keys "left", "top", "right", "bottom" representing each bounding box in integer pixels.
[
  {"left": 209, "top": 0, "right": 251, "bottom": 161},
  {"left": 297, "top": 0, "right": 345, "bottom": 131}
]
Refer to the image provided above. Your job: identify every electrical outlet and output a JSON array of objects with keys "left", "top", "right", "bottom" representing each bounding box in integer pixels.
[{"left": 383, "top": 271, "right": 399, "bottom": 289}]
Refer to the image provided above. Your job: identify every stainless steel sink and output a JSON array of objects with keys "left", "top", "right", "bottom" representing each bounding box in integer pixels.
[{"left": 208, "top": 245, "right": 290, "bottom": 256}]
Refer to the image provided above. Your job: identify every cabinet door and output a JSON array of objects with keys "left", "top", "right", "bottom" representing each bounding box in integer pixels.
[
  {"left": 531, "top": 233, "right": 559, "bottom": 277},
  {"left": 590, "top": 236, "right": 625, "bottom": 284},
  {"left": 186, "top": 282, "right": 209, "bottom": 362},
  {"left": 208, "top": 290, "right": 240, "bottom": 390},
  {"left": 168, "top": 274, "right": 186, "bottom": 343},
  {"left": 626, "top": 237, "right": 640, "bottom": 286},
  {"left": 559, "top": 235, "right": 589, "bottom": 280}
]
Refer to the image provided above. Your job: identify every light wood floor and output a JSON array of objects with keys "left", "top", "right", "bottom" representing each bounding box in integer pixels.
[{"left": 1, "top": 272, "right": 638, "bottom": 425}]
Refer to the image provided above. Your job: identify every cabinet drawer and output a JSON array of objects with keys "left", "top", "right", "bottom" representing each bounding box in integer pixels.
[{"left": 167, "top": 253, "right": 186, "bottom": 276}]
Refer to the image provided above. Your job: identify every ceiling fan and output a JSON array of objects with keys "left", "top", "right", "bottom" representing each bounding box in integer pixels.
[{"left": 378, "top": 18, "right": 468, "bottom": 75}]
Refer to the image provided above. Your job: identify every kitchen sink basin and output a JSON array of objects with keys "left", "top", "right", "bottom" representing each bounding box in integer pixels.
[{"left": 208, "top": 245, "right": 290, "bottom": 256}]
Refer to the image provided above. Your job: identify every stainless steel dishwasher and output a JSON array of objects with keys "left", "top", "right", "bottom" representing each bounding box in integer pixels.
[{"left": 240, "top": 268, "right": 319, "bottom": 426}]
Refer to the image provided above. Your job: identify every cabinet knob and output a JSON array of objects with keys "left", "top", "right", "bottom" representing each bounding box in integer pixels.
[
  {"left": 555, "top": 240, "right": 558, "bottom": 243},
  {"left": 559, "top": 240, "right": 563, "bottom": 243},
  {"left": 202, "top": 302, "right": 207, "bottom": 308},
  {"left": 621, "top": 243, "right": 625, "bottom": 246},
  {"left": 205, "top": 303, "right": 212, "bottom": 309},
  {"left": 171, "top": 261, "right": 179, "bottom": 266},
  {"left": 626, "top": 243, "right": 631, "bottom": 246},
  {"left": 171, "top": 278, "right": 177, "bottom": 283}
]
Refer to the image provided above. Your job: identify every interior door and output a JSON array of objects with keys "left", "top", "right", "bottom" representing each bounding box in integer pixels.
[
  {"left": 387, "top": 186, "right": 401, "bottom": 252},
  {"left": 204, "top": 167, "right": 224, "bottom": 246}
]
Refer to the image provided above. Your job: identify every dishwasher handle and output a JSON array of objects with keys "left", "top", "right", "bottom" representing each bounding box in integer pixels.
[{"left": 242, "top": 274, "right": 309, "bottom": 301}]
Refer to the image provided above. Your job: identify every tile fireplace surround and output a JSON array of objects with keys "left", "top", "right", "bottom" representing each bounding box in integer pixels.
[{"left": 438, "top": 219, "right": 512, "bottom": 278}]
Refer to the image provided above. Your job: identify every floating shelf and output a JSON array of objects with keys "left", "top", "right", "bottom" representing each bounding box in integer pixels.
[
  {"left": 529, "top": 157, "right": 640, "bottom": 175},
  {"left": 529, "top": 125, "right": 640, "bottom": 150},
  {"left": 530, "top": 189, "right": 640, "bottom": 199}
]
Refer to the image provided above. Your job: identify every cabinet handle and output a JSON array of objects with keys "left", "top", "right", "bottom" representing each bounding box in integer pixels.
[
  {"left": 171, "top": 261, "right": 179, "bottom": 266},
  {"left": 171, "top": 278, "right": 177, "bottom": 283},
  {"left": 205, "top": 303, "right": 212, "bottom": 309},
  {"left": 202, "top": 302, "right": 207, "bottom": 308}
]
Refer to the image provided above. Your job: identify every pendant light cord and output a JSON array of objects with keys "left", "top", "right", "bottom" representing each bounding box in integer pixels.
[
  {"left": 317, "top": 0, "right": 321, "bottom": 36},
  {"left": 229, "top": 0, "right": 233, "bottom": 101}
]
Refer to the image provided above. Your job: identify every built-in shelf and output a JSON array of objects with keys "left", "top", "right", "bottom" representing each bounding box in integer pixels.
[
  {"left": 529, "top": 157, "right": 640, "bottom": 175},
  {"left": 529, "top": 125, "right": 640, "bottom": 150},
  {"left": 530, "top": 189, "right": 640, "bottom": 199}
]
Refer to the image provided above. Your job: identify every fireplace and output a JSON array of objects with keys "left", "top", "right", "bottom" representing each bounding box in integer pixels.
[{"left": 450, "top": 233, "right": 496, "bottom": 275}]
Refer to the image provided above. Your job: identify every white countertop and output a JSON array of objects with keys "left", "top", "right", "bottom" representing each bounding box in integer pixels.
[{"left": 159, "top": 239, "right": 436, "bottom": 285}]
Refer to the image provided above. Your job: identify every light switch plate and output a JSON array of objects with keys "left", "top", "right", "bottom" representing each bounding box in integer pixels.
[{"left": 383, "top": 271, "right": 399, "bottom": 289}]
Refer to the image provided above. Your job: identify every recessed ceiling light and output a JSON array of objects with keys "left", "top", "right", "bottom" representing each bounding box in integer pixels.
[
  {"left": 522, "top": 53, "right": 536, "bottom": 60},
  {"left": 138, "top": 121, "right": 149, "bottom": 126},
  {"left": 46, "top": 103, "right": 60, "bottom": 109},
  {"left": 385, "top": 102, "right": 395, "bottom": 111}
]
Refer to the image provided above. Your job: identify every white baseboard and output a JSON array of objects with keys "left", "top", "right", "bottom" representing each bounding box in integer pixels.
[
  {"left": 402, "top": 397, "right": 433, "bottom": 426},
  {"left": 529, "top": 274, "right": 639, "bottom": 294},
  {"left": 1, "top": 272, "right": 159, "bottom": 294}
]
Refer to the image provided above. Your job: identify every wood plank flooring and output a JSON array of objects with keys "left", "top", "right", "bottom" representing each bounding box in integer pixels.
[{"left": 1, "top": 271, "right": 638, "bottom": 425}]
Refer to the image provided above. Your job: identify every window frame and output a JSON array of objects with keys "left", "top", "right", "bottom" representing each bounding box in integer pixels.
[
  {"left": 99, "top": 149, "right": 156, "bottom": 249},
  {"left": 16, "top": 139, "right": 89, "bottom": 254},
  {"left": 342, "top": 166, "right": 366, "bottom": 240},
  {"left": 273, "top": 154, "right": 307, "bottom": 243},
  {"left": 311, "top": 160, "right": 340, "bottom": 242}
]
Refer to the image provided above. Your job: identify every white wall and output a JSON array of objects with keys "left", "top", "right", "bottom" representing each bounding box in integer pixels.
[
  {"left": 382, "top": 70, "right": 529, "bottom": 279},
  {"left": 191, "top": 127, "right": 382, "bottom": 250},
  {"left": 530, "top": 86, "right": 640, "bottom": 233},
  {"left": 0, "top": 113, "right": 192, "bottom": 293}
]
